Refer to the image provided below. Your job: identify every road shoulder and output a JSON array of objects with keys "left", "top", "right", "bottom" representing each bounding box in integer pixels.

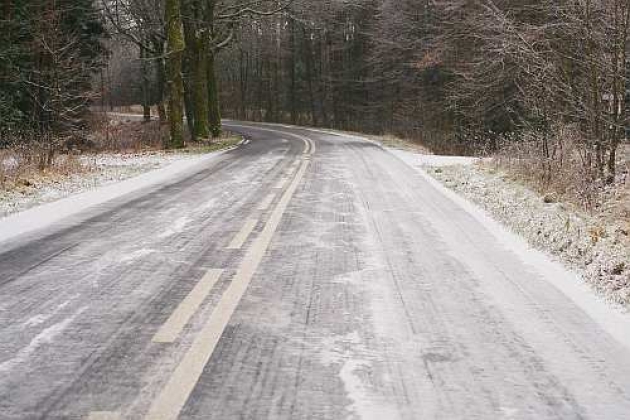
[
  {"left": 387, "top": 147, "right": 630, "bottom": 351},
  {"left": 0, "top": 149, "right": 231, "bottom": 246}
]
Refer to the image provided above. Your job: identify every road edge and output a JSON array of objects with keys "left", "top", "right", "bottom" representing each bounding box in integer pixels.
[
  {"left": 0, "top": 149, "right": 232, "bottom": 246},
  {"left": 385, "top": 147, "right": 630, "bottom": 351}
]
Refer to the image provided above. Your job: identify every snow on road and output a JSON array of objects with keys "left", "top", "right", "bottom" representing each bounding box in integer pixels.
[
  {"left": 0, "top": 151, "right": 228, "bottom": 245},
  {"left": 390, "top": 147, "right": 630, "bottom": 345},
  {"left": 2, "top": 124, "right": 630, "bottom": 419}
]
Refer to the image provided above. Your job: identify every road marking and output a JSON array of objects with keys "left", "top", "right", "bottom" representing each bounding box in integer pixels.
[
  {"left": 152, "top": 269, "right": 224, "bottom": 344},
  {"left": 274, "top": 177, "right": 289, "bottom": 190},
  {"left": 226, "top": 218, "right": 258, "bottom": 250},
  {"left": 143, "top": 159, "right": 310, "bottom": 420},
  {"left": 226, "top": 123, "right": 315, "bottom": 156},
  {"left": 258, "top": 193, "right": 276, "bottom": 211},
  {"left": 286, "top": 162, "right": 300, "bottom": 176},
  {"left": 87, "top": 412, "right": 120, "bottom": 420}
]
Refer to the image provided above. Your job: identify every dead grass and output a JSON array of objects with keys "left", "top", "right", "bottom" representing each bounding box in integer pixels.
[
  {"left": 493, "top": 132, "right": 630, "bottom": 226},
  {"left": 0, "top": 117, "right": 242, "bottom": 196},
  {"left": 431, "top": 162, "right": 630, "bottom": 305},
  {"left": 108, "top": 105, "right": 149, "bottom": 115},
  {"left": 366, "top": 133, "right": 433, "bottom": 154},
  {"left": 0, "top": 147, "right": 87, "bottom": 191},
  {"left": 90, "top": 118, "right": 167, "bottom": 152}
]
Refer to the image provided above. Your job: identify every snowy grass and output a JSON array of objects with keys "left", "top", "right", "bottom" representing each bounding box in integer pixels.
[
  {"left": 0, "top": 137, "right": 241, "bottom": 219},
  {"left": 427, "top": 163, "right": 630, "bottom": 306}
]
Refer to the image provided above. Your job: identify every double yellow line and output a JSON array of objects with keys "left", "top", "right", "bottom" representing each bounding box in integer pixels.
[{"left": 89, "top": 130, "right": 315, "bottom": 420}]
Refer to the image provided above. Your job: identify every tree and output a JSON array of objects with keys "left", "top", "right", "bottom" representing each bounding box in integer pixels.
[
  {"left": 165, "top": 0, "right": 185, "bottom": 148},
  {"left": 101, "top": 0, "right": 168, "bottom": 123},
  {"left": 0, "top": 0, "right": 106, "bottom": 157}
]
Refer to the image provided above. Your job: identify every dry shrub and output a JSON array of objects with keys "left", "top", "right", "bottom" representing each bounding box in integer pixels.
[
  {"left": 0, "top": 130, "right": 89, "bottom": 192},
  {"left": 113, "top": 105, "right": 146, "bottom": 115},
  {"left": 89, "top": 117, "right": 167, "bottom": 152},
  {"left": 0, "top": 149, "right": 16, "bottom": 189},
  {"left": 493, "top": 125, "right": 620, "bottom": 214},
  {"left": 1, "top": 111, "right": 171, "bottom": 193}
]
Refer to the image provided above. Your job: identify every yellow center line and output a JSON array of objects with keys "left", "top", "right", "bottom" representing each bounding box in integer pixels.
[
  {"left": 142, "top": 158, "right": 310, "bottom": 420},
  {"left": 258, "top": 193, "right": 276, "bottom": 211},
  {"left": 226, "top": 123, "right": 316, "bottom": 156},
  {"left": 274, "top": 177, "right": 290, "bottom": 190},
  {"left": 226, "top": 218, "right": 259, "bottom": 250},
  {"left": 87, "top": 412, "right": 121, "bottom": 420},
  {"left": 86, "top": 126, "right": 315, "bottom": 420},
  {"left": 152, "top": 269, "right": 224, "bottom": 344}
]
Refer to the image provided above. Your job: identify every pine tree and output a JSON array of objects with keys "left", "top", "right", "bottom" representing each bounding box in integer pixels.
[{"left": 0, "top": 0, "right": 106, "bottom": 140}]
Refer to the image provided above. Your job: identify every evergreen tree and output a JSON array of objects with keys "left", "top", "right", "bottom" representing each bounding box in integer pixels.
[{"left": 0, "top": 0, "right": 106, "bottom": 139}]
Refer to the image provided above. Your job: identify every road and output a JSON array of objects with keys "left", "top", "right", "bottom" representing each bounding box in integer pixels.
[{"left": 1, "top": 122, "right": 630, "bottom": 420}]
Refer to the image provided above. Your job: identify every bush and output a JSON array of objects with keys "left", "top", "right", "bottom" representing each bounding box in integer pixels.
[{"left": 493, "top": 125, "right": 623, "bottom": 214}]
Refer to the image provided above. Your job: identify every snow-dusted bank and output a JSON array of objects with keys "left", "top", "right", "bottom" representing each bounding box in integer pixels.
[
  {"left": 1, "top": 153, "right": 199, "bottom": 218},
  {"left": 0, "top": 150, "right": 230, "bottom": 245},
  {"left": 391, "top": 148, "right": 630, "bottom": 308}
]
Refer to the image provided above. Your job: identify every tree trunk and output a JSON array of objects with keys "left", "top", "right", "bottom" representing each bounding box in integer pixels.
[
  {"left": 165, "top": 0, "right": 186, "bottom": 148},
  {"left": 289, "top": 19, "right": 297, "bottom": 125},
  {"left": 239, "top": 49, "right": 248, "bottom": 119},
  {"left": 303, "top": 29, "right": 318, "bottom": 126},
  {"left": 140, "top": 44, "right": 151, "bottom": 123},
  {"left": 182, "top": 0, "right": 210, "bottom": 140},
  {"left": 153, "top": 41, "right": 168, "bottom": 125},
  {"left": 208, "top": 52, "right": 221, "bottom": 138},
  {"left": 183, "top": 53, "right": 196, "bottom": 140},
  {"left": 606, "top": 0, "right": 630, "bottom": 184},
  {"left": 191, "top": 38, "right": 209, "bottom": 139}
]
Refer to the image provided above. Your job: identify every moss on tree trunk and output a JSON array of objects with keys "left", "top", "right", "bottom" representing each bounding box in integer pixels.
[
  {"left": 191, "top": 37, "right": 210, "bottom": 139},
  {"left": 165, "top": 0, "right": 185, "bottom": 148},
  {"left": 208, "top": 52, "right": 221, "bottom": 138}
]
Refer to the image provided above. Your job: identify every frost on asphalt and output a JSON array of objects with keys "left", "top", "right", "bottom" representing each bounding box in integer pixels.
[{"left": 393, "top": 149, "right": 630, "bottom": 306}]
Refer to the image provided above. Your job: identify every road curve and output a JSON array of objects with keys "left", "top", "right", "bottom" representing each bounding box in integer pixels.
[{"left": 0, "top": 122, "right": 629, "bottom": 419}]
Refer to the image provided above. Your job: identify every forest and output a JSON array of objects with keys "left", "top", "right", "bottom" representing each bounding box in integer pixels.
[{"left": 1, "top": 0, "right": 629, "bottom": 189}]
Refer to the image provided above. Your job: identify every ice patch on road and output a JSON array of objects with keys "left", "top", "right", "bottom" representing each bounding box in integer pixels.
[
  {"left": 0, "top": 307, "right": 85, "bottom": 373},
  {"left": 120, "top": 248, "right": 157, "bottom": 264},
  {"left": 0, "top": 151, "right": 226, "bottom": 246},
  {"left": 320, "top": 332, "right": 401, "bottom": 420},
  {"left": 22, "top": 314, "right": 54, "bottom": 328},
  {"left": 339, "top": 359, "right": 401, "bottom": 420},
  {"left": 158, "top": 216, "right": 191, "bottom": 239},
  {"left": 389, "top": 147, "right": 630, "bottom": 351},
  {"left": 22, "top": 296, "right": 78, "bottom": 328}
]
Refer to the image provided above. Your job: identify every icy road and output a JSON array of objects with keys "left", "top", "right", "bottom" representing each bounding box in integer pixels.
[{"left": 1, "top": 122, "right": 630, "bottom": 419}]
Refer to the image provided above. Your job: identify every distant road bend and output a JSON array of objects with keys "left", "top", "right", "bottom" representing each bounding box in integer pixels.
[{"left": 1, "top": 122, "right": 630, "bottom": 419}]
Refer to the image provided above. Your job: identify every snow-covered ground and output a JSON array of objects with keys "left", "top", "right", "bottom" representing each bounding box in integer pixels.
[
  {"left": 392, "top": 148, "right": 630, "bottom": 307},
  {"left": 0, "top": 152, "right": 204, "bottom": 218},
  {"left": 401, "top": 154, "right": 481, "bottom": 167},
  {"left": 0, "top": 151, "right": 228, "bottom": 244}
]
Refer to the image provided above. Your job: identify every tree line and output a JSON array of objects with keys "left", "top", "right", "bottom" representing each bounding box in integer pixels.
[
  {"left": 1, "top": 0, "right": 290, "bottom": 154},
  {"left": 1, "top": 0, "right": 106, "bottom": 155},
  {"left": 101, "top": 0, "right": 291, "bottom": 147},
  {"left": 217, "top": 0, "right": 630, "bottom": 183},
  {"left": 2, "top": 0, "right": 629, "bottom": 184}
]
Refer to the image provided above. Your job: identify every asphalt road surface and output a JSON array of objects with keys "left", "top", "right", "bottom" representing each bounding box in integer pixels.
[{"left": 1, "top": 122, "right": 630, "bottom": 420}]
